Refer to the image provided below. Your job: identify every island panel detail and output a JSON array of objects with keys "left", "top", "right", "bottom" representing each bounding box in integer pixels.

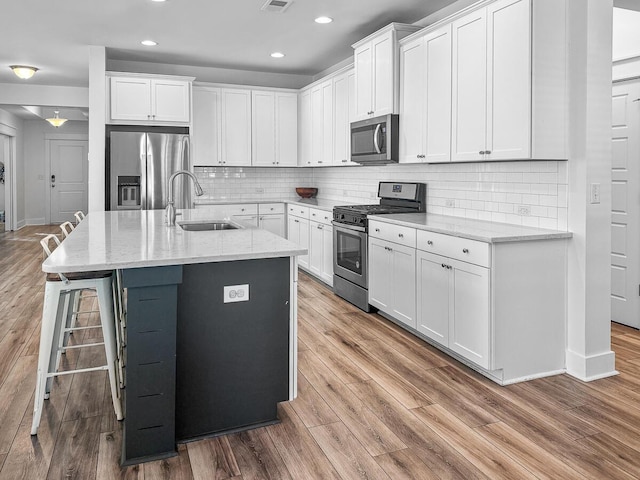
[{"left": 175, "top": 257, "right": 291, "bottom": 441}]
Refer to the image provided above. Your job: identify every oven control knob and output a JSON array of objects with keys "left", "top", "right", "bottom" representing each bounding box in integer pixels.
[{"left": 340, "top": 214, "right": 345, "bottom": 220}]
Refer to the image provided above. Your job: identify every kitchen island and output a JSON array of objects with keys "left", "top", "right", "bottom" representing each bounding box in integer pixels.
[{"left": 42, "top": 209, "right": 307, "bottom": 465}]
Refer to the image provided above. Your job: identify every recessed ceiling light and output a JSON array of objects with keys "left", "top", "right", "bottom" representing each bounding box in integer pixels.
[
  {"left": 150, "top": 0, "right": 167, "bottom": 2},
  {"left": 271, "top": 52, "right": 285, "bottom": 58},
  {"left": 141, "top": 40, "right": 158, "bottom": 46},
  {"left": 315, "top": 16, "right": 333, "bottom": 24}
]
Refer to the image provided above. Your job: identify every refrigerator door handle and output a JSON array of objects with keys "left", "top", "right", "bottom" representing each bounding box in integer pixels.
[{"left": 140, "top": 133, "right": 148, "bottom": 210}]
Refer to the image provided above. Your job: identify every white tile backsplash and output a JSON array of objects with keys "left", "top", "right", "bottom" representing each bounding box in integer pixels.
[{"left": 194, "top": 160, "right": 569, "bottom": 230}]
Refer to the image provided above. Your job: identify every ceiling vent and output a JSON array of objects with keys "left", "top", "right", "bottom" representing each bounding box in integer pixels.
[{"left": 261, "top": 0, "right": 293, "bottom": 13}]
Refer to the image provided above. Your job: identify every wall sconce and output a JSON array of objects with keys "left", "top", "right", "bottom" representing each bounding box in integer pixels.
[
  {"left": 46, "top": 111, "right": 68, "bottom": 128},
  {"left": 10, "top": 65, "right": 38, "bottom": 79}
]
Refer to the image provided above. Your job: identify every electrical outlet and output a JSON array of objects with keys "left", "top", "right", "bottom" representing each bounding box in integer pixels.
[
  {"left": 255, "top": 188, "right": 265, "bottom": 194},
  {"left": 445, "top": 199, "right": 455, "bottom": 208},
  {"left": 590, "top": 183, "right": 600, "bottom": 204},
  {"left": 517, "top": 205, "right": 531, "bottom": 216},
  {"left": 223, "top": 284, "right": 249, "bottom": 303}
]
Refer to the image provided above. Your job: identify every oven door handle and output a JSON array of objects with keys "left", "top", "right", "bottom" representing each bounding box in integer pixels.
[
  {"left": 332, "top": 221, "right": 366, "bottom": 233},
  {"left": 373, "top": 124, "right": 382, "bottom": 154}
]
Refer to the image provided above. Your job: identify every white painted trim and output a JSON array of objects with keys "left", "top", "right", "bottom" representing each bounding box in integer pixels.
[
  {"left": 289, "top": 257, "right": 298, "bottom": 400},
  {"left": 16, "top": 219, "right": 26, "bottom": 229},
  {"left": 44, "top": 134, "right": 89, "bottom": 224},
  {"left": 499, "top": 369, "right": 567, "bottom": 385},
  {"left": 107, "top": 71, "right": 195, "bottom": 82},
  {"left": 0, "top": 123, "right": 17, "bottom": 231},
  {"left": 25, "top": 218, "right": 46, "bottom": 225},
  {"left": 565, "top": 348, "right": 618, "bottom": 382}
]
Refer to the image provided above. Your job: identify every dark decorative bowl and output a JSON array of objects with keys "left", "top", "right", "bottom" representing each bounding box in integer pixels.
[{"left": 296, "top": 187, "right": 318, "bottom": 199}]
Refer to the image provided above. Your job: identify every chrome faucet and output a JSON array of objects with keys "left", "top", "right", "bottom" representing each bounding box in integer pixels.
[{"left": 166, "top": 170, "right": 204, "bottom": 226}]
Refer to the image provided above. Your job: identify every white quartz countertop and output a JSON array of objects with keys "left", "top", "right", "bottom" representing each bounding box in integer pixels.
[
  {"left": 368, "top": 213, "right": 573, "bottom": 243},
  {"left": 42, "top": 210, "right": 307, "bottom": 273},
  {"left": 194, "top": 198, "right": 343, "bottom": 212}
]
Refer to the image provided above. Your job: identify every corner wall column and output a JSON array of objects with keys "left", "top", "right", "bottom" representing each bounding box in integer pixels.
[{"left": 566, "top": 0, "right": 616, "bottom": 381}]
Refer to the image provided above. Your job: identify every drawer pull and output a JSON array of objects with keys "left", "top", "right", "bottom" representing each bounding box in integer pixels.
[
  {"left": 442, "top": 263, "right": 446, "bottom": 268},
  {"left": 317, "top": 225, "right": 323, "bottom": 230},
  {"left": 427, "top": 240, "right": 433, "bottom": 246},
  {"left": 463, "top": 248, "right": 469, "bottom": 254},
  {"left": 375, "top": 228, "right": 380, "bottom": 232},
  {"left": 398, "top": 233, "right": 404, "bottom": 238}
]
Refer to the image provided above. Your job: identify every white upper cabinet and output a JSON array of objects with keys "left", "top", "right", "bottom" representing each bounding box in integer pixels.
[
  {"left": 449, "top": 0, "right": 566, "bottom": 162},
  {"left": 299, "top": 89, "right": 312, "bottom": 166},
  {"left": 251, "top": 90, "right": 276, "bottom": 166},
  {"left": 353, "top": 24, "right": 421, "bottom": 122},
  {"left": 308, "top": 80, "right": 333, "bottom": 166},
  {"left": 252, "top": 91, "right": 298, "bottom": 166},
  {"left": 221, "top": 89, "right": 252, "bottom": 166},
  {"left": 333, "top": 69, "right": 356, "bottom": 166},
  {"left": 275, "top": 92, "right": 298, "bottom": 166},
  {"left": 399, "top": 25, "right": 452, "bottom": 163},
  {"left": 192, "top": 87, "right": 221, "bottom": 166},
  {"left": 109, "top": 74, "right": 192, "bottom": 124},
  {"left": 451, "top": 9, "right": 489, "bottom": 162}
]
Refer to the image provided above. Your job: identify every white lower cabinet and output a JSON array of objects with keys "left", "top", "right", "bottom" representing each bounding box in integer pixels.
[
  {"left": 309, "top": 221, "right": 333, "bottom": 284},
  {"left": 417, "top": 251, "right": 490, "bottom": 369},
  {"left": 287, "top": 205, "right": 333, "bottom": 285},
  {"left": 368, "top": 237, "right": 416, "bottom": 329},
  {"left": 258, "top": 203, "right": 285, "bottom": 237},
  {"left": 287, "top": 212, "right": 310, "bottom": 270},
  {"left": 369, "top": 218, "right": 568, "bottom": 384}
]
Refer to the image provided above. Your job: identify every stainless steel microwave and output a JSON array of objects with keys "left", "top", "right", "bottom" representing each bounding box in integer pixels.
[{"left": 350, "top": 114, "right": 399, "bottom": 165}]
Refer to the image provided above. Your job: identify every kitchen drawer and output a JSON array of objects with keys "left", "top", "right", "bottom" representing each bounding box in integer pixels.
[
  {"left": 195, "top": 203, "right": 258, "bottom": 217},
  {"left": 227, "top": 204, "right": 258, "bottom": 216},
  {"left": 417, "top": 229, "right": 490, "bottom": 267},
  {"left": 369, "top": 220, "right": 416, "bottom": 249},
  {"left": 259, "top": 203, "right": 285, "bottom": 214},
  {"left": 288, "top": 204, "right": 310, "bottom": 219},
  {"left": 309, "top": 207, "right": 332, "bottom": 225}
]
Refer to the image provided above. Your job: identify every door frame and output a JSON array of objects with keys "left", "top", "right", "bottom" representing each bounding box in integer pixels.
[
  {"left": 0, "top": 124, "right": 17, "bottom": 231},
  {"left": 44, "top": 134, "right": 89, "bottom": 224}
]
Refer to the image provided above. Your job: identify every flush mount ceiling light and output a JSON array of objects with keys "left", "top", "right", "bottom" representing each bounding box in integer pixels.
[
  {"left": 46, "top": 111, "right": 68, "bottom": 128},
  {"left": 141, "top": 40, "right": 158, "bottom": 46},
  {"left": 10, "top": 65, "right": 38, "bottom": 79},
  {"left": 270, "top": 52, "right": 285, "bottom": 58},
  {"left": 314, "top": 16, "right": 333, "bottom": 24}
]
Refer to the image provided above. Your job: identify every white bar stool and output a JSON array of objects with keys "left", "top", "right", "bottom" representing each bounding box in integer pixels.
[
  {"left": 74, "top": 211, "right": 85, "bottom": 225},
  {"left": 31, "top": 234, "right": 123, "bottom": 435},
  {"left": 60, "top": 221, "right": 75, "bottom": 238}
]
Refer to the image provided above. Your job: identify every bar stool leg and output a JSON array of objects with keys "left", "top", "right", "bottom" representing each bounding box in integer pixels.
[
  {"left": 32, "top": 282, "right": 62, "bottom": 435},
  {"left": 96, "top": 277, "right": 124, "bottom": 420},
  {"left": 46, "top": 290, "right": 70, "bottom": 397}
]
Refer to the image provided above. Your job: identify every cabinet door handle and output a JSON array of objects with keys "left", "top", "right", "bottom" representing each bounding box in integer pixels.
[
  {"left": 441, "top": 263, "right": 446, "bottom": 268},
  {"left": 294, "top": 219, "right": 299, "bottom": 223},
  {"left": 375, "top": 228, "right": 380, "bottom": 232},
  {"left": 462, "top": 248, "right": 469, "bottom": 254},
  {"left": 479, "top": 151, "right": 486, "bottom": 155},
  {"left": 427, "top": 240, "right": 433, "bottom": 246},
  {"left": 485, "top": 150, "right": 491, "bottom": 154},
  {"left": 318, "top": 161, "right": 323, "bottom": 164},
  {"left": 317, "top": 225, "right": 323, "bottom": 230},
  {"left": 342, "top": 159, "right": 348, "bottom": 163}
]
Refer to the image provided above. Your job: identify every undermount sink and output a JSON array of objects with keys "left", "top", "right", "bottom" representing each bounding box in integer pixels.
[{"left": 178, "top": 221, "right": 239, "bottom": 231}]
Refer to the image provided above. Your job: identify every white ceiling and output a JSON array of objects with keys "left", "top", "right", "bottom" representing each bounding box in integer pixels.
[{"left": 1, "top": 0, "right": 457, "bottom": 88}]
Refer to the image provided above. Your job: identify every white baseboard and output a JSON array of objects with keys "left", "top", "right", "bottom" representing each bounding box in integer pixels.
[
  {"left": 25, "top": 218, "right": 46, "bottom": 226},
  {"left": 566, "top": 349, "right": 618, "bottom": 382},
  {"left": 16, "top": 219, "right": 26, "bottom": 229}
]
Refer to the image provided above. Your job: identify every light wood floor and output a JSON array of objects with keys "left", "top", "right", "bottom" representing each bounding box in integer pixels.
[{"left": 2, "top": 226, "right": 640, "bottom": 479}]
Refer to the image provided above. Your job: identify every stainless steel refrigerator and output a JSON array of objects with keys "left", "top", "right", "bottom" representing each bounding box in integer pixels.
[{"left": 108, "top": 127, "right": 191, "bottom": 211}]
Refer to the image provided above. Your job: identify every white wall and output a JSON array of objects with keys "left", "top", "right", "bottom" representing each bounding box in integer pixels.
[{"left": 22, "top": 120, "right": 88, "bottom": 224}]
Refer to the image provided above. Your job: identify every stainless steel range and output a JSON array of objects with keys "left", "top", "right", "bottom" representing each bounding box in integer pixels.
[{"left": 332, "top": 182, "right": 426, "bottom": 311}]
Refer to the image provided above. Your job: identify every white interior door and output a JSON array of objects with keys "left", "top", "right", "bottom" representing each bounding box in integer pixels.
[
  {"left": 611, "top": 80, "right": 640, "bottom": 328},
  {"left": 49, "top": 139, "right": 88, "bottom": 224}
]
